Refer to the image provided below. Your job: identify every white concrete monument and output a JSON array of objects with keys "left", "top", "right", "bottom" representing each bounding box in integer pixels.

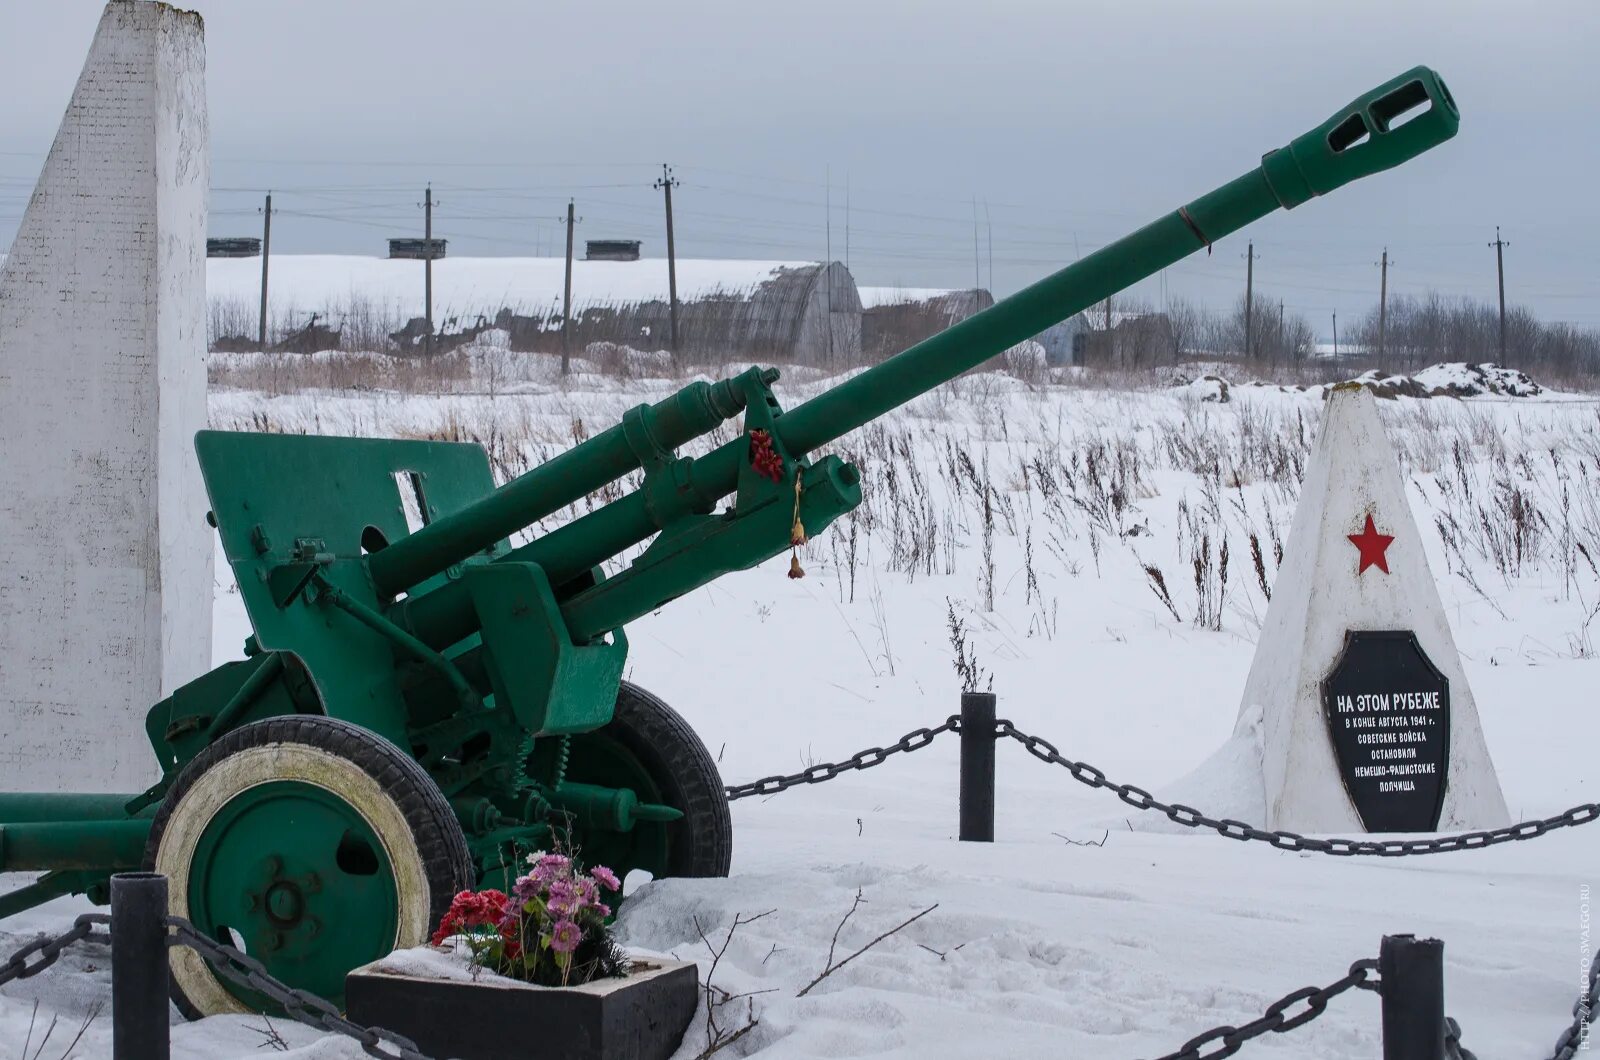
[
  {"left": 0, "top": 2, "right": 212, "bottom": 792},
  {"left": 1236, "top": 385, "right": 1509, "bottom": 832}
]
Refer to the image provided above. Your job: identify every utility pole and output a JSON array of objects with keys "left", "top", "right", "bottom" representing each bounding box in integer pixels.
[
  {"left": 1102, "top": 292, "right": 1112, "bottom": 365},
  {"left": 1489, "top": 226, "right": 1509, "bottom": 361},
  {"left": 654, "top": 164, "right": 680, "bottom": 357},
  {"left": 1243, "top": 241, "right": 1254, "bottom": 360},
  {"left": 422, "top": 183, "right": 436, "bottom": 356},
  {"left": 825, "top": 165, "right": 832, "bottom": 268},
  {"left": 844, "top": 173, "right": 850, "bottom": 272},
  {"left": 1278, "top": 299, "right": 1285, "bottom": 364},
  {"left": 562, "top": 199, "right": 580, "bottom": 377},
  {"left": 258, "top": 191, "right": 275, "bottom": 350},
  {"left": 971, "top": 197, "right": 980, "bottom": 290},
  {"left": 1332, "top": 311, "right": 1338, "bottom": 360},
  {"left": 825, "top": 167, "right": 833, "bottom": 366},
  {"left": 984, "top": 199, "right": 993, "bottom": 292},
  {"left": 1377, "top": 247, "right": 1389, "bottom": 368}
]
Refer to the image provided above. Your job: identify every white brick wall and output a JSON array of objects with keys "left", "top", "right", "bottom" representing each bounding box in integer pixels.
[{"left": 0, "top": 1, "right": 212, "bottom": 793}]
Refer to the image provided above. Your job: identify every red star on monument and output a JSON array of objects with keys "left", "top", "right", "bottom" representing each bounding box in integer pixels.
[{"left": 1348, "top": 513, "right": 1394, "bottom": 574}]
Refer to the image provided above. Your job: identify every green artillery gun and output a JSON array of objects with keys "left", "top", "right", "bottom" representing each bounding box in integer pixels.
[{"left": 0, "top": 68, "right": 1457, "bottom": 1015}]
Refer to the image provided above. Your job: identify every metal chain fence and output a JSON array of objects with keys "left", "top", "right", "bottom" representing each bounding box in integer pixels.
[
  {"left": 0, "top": 914, "right": 429, "bottom": 1058},
  {"left": 723, "top": 714, "right": 1599, "bottom": 855},
  {"left": 0, "top": 913, "right": 109, "bottom": 988},
  {"left": 992, "top": 719, "right": 1600, "bottom": 856},
  {"left": 1445, "top": 1017, "right": 1478, "bottom": 1060},
  {"left": 164, "top": 916, "right": 432, "bottom": 1060},
  {"left": 1149, "top": 958, "right": 1378, "bottom": 1060},
  {"left": 724, "top": 715, "right": 959, "bottom": 800},
  {"left": 1551, "top": 947, "right": 1598, "bottom": 1060}
]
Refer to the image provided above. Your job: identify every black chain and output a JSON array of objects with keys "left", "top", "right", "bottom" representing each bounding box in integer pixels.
[
  {"left": 1148, "top": 958, "right": 1379, "bottom": 1060},
  {"left": 0, "top": 914, "right": 110, "bottom": 988},
  {"left": 166, "top": 917, "right": 432, "bottom": 1060},
  {"left": 1445, "top": 1016, "right": 1478, "bottom": 1060},
  {"left": 1551, "top": 946, "right": 1598, "bottom": 1060},
  {"left": 995, "top": 719, "right": 1600, "bottom": 856},
  {"left": 724, "top": 715, "right": 960, "bottom": 800}
]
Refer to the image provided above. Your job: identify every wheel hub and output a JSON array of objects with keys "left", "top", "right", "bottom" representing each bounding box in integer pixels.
[
  {"left": 187, "top": 781, "right": 397, "bottom": 1004},
  {"left": 265, "top": 881, "right": 304, "bottom": 923}
]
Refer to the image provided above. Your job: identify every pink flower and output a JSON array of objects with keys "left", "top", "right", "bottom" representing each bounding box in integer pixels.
[
  {"left": 546, "top": 879, "right": 581, "bottom": 918},
  {"left": 590, "top": 866, "right": 621, "bottom": 892},
  {"left": 549, "top": 919, "right": 582, "bottom": 954},
  {"left": 531, "top": 853, "right": 571, "bottom": 885},
  {"left": 590, "top": 902, "right": 611, "bottom": 919},
  {"left": 511, "top": 873, "right": 541, "bottom": 904},
  {"left": 574, "top": 877, "right": 599, "bottom": 908}
]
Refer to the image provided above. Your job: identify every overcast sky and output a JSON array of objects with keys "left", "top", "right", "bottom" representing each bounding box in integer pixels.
[{"left": 2, "top": 0, "right": 1597, "bottom": 335}]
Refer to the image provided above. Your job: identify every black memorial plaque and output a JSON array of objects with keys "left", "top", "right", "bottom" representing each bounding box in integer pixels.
[{"left": 1321, "top": 630, "right": 1450, "bottom": 832}]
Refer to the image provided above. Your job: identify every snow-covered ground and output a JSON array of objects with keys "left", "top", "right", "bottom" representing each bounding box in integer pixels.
[{"left": 3, "top": 367, "right": 1596, "bottom": 1058}]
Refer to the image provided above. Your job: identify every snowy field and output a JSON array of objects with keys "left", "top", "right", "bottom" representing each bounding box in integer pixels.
[{"left": 3, "top": 362, "right": 1596, "bottom": 1058}]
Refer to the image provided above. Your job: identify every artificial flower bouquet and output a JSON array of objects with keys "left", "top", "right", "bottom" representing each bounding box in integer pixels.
[{"left": 430, "top": 852, "right": 630, "bottom": 987}]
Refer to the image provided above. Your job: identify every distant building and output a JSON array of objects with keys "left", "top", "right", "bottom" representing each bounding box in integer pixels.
[
  {"left": 501, "top": 259, "right": 861, "bottom": 366},
  {"left": 206, "top": 255, "right": 862, "bottom": 366},
  {"left": 858, "top": 286, "right": 994, "bottom": 362},
  {"left": 1038, "top": 310, "right": 1174, "bottom": 367},
  {"left": 387, "top": 238, "right": 447, "bottom": 260},
  {"left": 585, "top": 239, "right": 641, "bottom": 262},
  {"left": 206, "top": 237, "right": 260, "bottom": 258}
]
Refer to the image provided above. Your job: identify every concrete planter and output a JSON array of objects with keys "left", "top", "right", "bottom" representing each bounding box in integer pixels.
[{"left": 346, "top": 954, "right": 698, "bottom": 1060}]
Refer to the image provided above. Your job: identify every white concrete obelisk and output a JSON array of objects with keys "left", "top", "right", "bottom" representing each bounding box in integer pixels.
[
  {"left": 1236, "top": 386, "right": 1509, "bottom": 832},
  {"left": 0, "top": 2, "right": 212, "bottom": 792}
]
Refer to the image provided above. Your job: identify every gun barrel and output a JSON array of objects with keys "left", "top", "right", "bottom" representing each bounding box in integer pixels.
[
  {"left": 395, "top": 67, "right": 1458, "bottom": 647},
  {"left": 781, "top": 66, "right": 1456, "bottom": 455},
  {"left": 366, "top": 374, "right": 754, "bottom": 596}
]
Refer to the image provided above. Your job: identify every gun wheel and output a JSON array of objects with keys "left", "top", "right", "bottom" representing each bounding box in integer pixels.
[
  {"left": 564, "top": 681, "right": 732, "bottom": 884},
  {"left": 143, "top": 715, "right": 473, "bottom": 1018}
]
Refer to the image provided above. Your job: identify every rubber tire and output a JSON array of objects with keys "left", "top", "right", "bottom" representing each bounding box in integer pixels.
[
  {"left": 143, "top": 715, "right": 474, "bottom": 1019},
  {"left": 606, "top": 682, "right": 732, "bottom": 878}
]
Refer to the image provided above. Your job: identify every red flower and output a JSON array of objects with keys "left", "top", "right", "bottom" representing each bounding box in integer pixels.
[
  {"left": 431, "top": 889, "right": 511, "bottom": 945},
  {"left": 748, "top": 429, "right": 784, "bottom": 483}
]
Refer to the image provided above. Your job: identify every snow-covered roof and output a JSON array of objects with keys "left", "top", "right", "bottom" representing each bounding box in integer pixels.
[
  {"left": 857, "top": 286, "right": 978, "bottom": 310},
  {"left": 207, "top": 255, "right": 827, "bottom": 315}
]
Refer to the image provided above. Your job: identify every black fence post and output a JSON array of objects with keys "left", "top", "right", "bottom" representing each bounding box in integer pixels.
[
  {"left": 1380, "top": 933, "right": 1446, "bottom": 1060},
  {"left": 111, "top": 872, "right": 170, "bottom": 1060},
  {"left": 959, "top": 691, "right": 996, "bottom": 842}
]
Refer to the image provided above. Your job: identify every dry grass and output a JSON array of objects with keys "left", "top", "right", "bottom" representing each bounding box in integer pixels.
[{"left": 215, "top": 353, "right": 1600, "bottom": 657}]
